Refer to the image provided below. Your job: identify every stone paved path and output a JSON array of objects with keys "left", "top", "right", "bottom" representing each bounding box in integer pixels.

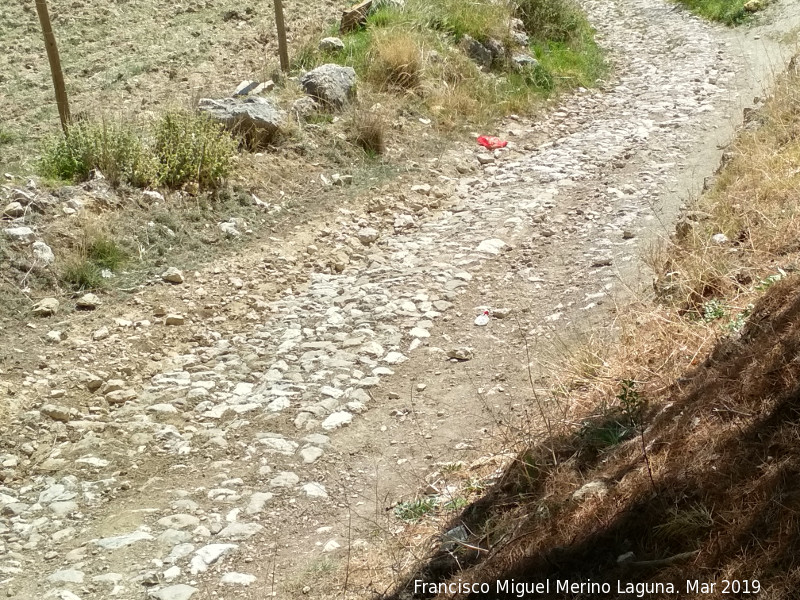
[{"left": 1, "top": 0, "right": 797, "bottom": 597}]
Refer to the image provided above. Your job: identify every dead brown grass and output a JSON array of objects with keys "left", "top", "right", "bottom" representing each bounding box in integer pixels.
[
  {"left": 651, "top": 68, "right": 800, "bottom": 315},
  {"left": 369, "top": 30, "right": 424, "bottom": 91},
  {"left": 352, "top": 108, "right": 388, "bottom": 155}
]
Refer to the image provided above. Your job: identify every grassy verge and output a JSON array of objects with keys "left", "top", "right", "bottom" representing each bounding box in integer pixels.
[
  {"left": 294, "top": 0, "right": 606, "bottom": 128},
  {"left": 383, "top": 60, "right": 800, "bottom": 598},
  {"left": 674, "top": 0, "right": 754, "bottom": 25}
]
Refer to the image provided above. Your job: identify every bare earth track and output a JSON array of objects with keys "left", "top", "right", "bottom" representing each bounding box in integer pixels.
[{"left": 2, "top": 0, "right": 800, "bottom": 598}]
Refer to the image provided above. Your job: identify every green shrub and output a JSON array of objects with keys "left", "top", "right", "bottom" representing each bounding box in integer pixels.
[
  {"left": 153, "top": 111, "right": 237, "bottom": 190},
  {"left": 515, "top": 0, "right": 584, "bottom": 43},
  {"left": 86, "top": 236, "right": 127, "bottom": 271},
  {"left": 39, "top": 120, "right": 154, "bottom": 187},
  {"left": 0, "top": 126, "right": 15, "bottom": 146},
  {"left": 61, "top": 259, "right": 105, "bottom": 291}
]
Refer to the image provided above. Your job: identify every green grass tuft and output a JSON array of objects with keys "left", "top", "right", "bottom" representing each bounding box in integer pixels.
[
  {"left": 673, "top": 0, "right": 749, "bottom": 25},
  {"left": 394, "top": 497, "right": 439, "bottom": 521}
]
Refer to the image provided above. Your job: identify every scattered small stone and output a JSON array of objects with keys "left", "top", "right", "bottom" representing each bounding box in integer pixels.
[
  {"left": 319, "top": 37, "right": 345, "bottom": 52},
  {"left": 161, "top": 267, "right": 185, "bottom": 284},
  {"left": 32, "top": 297, "right": 59, "bottom": 317},
  {"left": 221, "top": 572, "right": 257, "bottom": 586},
  {"left": 164, "top": 314, "right": 185, "bottom": 326},
  {"left": 76, "top": 293, "right": 100, "bottom": 310},
  {"left": 32, "top": 240, "right": 55, "bottom": 265},
  {"left": 446, "top": 347, "right": 474, "bottom": 361}
]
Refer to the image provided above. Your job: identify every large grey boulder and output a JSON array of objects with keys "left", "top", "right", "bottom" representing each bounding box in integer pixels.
[
  {"left": 300, "top": 64, "right": 357, "bottom": 109},
  {"left": 198, "top": 97, "right": 285, "bottom": 149}
]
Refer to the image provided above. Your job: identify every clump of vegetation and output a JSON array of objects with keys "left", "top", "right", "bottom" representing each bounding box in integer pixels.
[
  {"left": 352, "top": 109, "right": 388, "bottom": 155},
  {"left": 153, "top": 111, "right": 237, "bottom": 190},
  {"left": 39, "top": 112, "right": 236, "bottom": 191},
  {"left": 296, "top": 0, "right": 606, "bottom": 128},
  {"left": 369, "top": 29, "right": 423, "bottom": 90},
  {"left": 60, "top": 228, "right": 128, "bottom": 291},
  {"left": 516, "top": 0, "right": 584, "bottom": 43},
  {"left": 394, "top": 497, "right": 438, "bottom": 521},
  {"left": 39, "top": 119, "right": 154, "bottom": 187},
  {"left": 673, "top": 0, "right": 750, "bottom": 25}
]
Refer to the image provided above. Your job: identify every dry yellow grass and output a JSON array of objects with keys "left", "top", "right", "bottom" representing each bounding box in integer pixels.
[{"left": 369, "top": 30, "right": 424, "bottom": 91}]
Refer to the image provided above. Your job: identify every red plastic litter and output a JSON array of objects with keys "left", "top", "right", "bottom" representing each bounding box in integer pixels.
[{"left": 477, "top": 135, "right": 507, "bottom": 149}]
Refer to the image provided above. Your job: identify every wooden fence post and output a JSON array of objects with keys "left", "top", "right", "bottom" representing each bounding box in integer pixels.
[
  {"left": 273, "top": 0, "right": 289, "bottom": 72},
  {"left": 35, "top": 0, "right": 71, "bottom": 134}
]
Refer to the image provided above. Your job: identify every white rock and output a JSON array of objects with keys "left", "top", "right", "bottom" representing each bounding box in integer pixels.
[
  {"left": 299, "top": 446, "right": 324, "bottom": 464},
  {"left": 246, "top": 492, "right": 273, "bottom": 515},
  {"left": 162, "top": 565, "right": 181, "bottom": 582},
  {"left": 75, "top": 456, "right": 109, "bottom": 468},
  {"left": 32, "top": 241, "right": 55, "bottom": 265},
  {"left": 318, "top": 37, "right": 345, "bottom": 52},
  {"left": 3, "top": 226, "right": 35, "bottom": 243},
  {"left": 191, "top": 543, "right": 237, "bottom": 574},
  {"left": 302, "top": 482, "right": 328, "bottom": 498},
  {"left": 92, "top": 326, "right": 110, "bottom": 341},
  {"left": 217, "top": 522, "right": 263, "bottom": 540},
  {"left": 384, "top": 351, "right": 408, "bottom": 364},
  {"left": 47, "top": 568, "right": 84, "bottom": 583},
  {"left": 476, "top": 238, "right": 507, "bottom": 254},
  {"left": 32, "top": 297, "right": 59, "bottom": 317},
  {"left": 321, "top": 411, "right": 353, "bottom": 430},
  {"left": 269, "top": 471, "right": 300, "bottom": 488},
  {"left": 221, "top": 572, "right": 257, "bottom": 585},
  {"left": 148, "top": 584, "right": 198, "bottom": 600},
  {"left": 95, "top": 530, "right": 154, "bottom": 549},
  {"left": 711, "top": 232, "right": 729, "bottom": 245},
  {"left": 357, "top": 227, "right": 380, "bottom": 245},
  {"left": 322, "top": 539, "right": 341, "bottom": 552},
  {"left": 161, "top": 267, "right": 185, "bottom": 284}
]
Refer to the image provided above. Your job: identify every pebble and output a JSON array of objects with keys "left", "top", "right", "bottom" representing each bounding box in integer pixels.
[
  {"left": 148, "top": 584, "right": 198, "bottom": 600},
  {"left": 162, "top": 267, "right": 185, "bottom": 284},
  {"left": 32, "top": 297, "right": 59, "bottom": 317},
  {"left": 221, "top": 572, "right": 257, "bottom": 585}
]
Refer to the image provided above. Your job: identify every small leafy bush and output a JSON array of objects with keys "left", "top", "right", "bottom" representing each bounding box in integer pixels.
[
  {"left": 394, "top": 496, "right": 438, "bottom": 521},
  {"left": 153, "top": 111, "right": 237, "bottom": 190},
  {"left": 40, "top": 120, "right": 155, "bottom": 187}
]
